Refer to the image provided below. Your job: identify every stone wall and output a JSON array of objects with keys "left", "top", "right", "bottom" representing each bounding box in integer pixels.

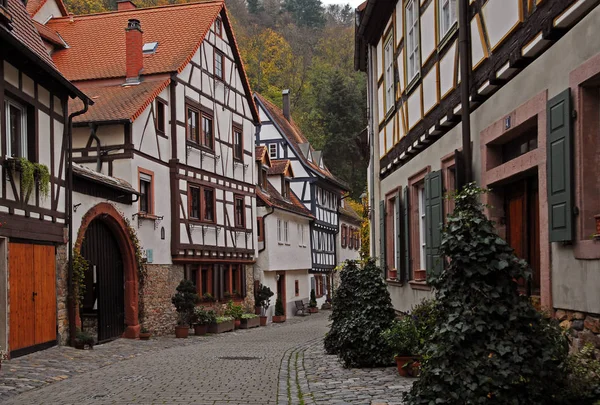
[
  {"left": 139, "top": 264, "right": 184, "bottom": 336},
  {"left": 556, "top": 309, "right": 600, "bottom": 353},
  {"left": 56, "top": 244, "right": 69, "bottom": 345}
]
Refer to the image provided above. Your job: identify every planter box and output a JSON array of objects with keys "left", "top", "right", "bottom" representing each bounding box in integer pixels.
[
  {"left": 321, "top": 303, "right": 332, "bottom": 310},
  {"left": 194, "top": 324, "right": 208, "bottom": 336},
  {"left": 259, "top": 316, "right": 268, "bottom": 326},
  {"left": 139, "top": 332, "right": 151, "bottom": 340},
  {"left": 239, "top": 317, "right": 260, "bottom": 329},
  {"left": 208, "top": 320, "right": 234, "bottom": 334},
  {"left": 308, "top": 307, "right": 319, "bottom": 314},
  {"left": 272, "top": 315, "right": 286, "bottom": 323}
]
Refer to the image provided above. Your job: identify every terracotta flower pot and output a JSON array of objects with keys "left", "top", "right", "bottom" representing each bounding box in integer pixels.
[
  {"left": 272, "top": 315, "right": 286, "bottom": 323},
  {"left": 255, "top": 306, "right": 262, "bottom": 315},
  {"left": 414, "top": 269, "right": 427, "bottom": 282},
  {"left": 194, "top": 324, "right": 208, "bottom": 336},
  {"left": 175, "top": 325, "right": 189, "bottom": 338},
  {"left": 234, "top": 319, "right": 241, "bottom": 329},
  {"left": 139, "top": 332, "right": 151, "bottom": 341},
  {"left": 395, "top": 356, "right": 420, "bottom": 377},
  {"left": 308, "top": 307, "right": 319, "bottom": 313},
  {"left": 259, "top": 316, "right": 268, "bottom": 326},
  {"left": 388, "top": 269, "right": 398, "bottom": 280}
]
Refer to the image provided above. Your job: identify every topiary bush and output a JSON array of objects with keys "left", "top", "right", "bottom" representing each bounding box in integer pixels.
[
  {"left": 309, "top": 288, "right": 317, "bottom": 308},
  {"left": 171, "top": 280, "right": 198, "bottom": 327},
  {"left": 324, "top": 259, "right": 396, "bottom": 368},
  {"left": 275, "top": 296, "right": 285, "bottom": 316},
  {"left": 405, "top": 184, "right": 569, "bottom": 405}
]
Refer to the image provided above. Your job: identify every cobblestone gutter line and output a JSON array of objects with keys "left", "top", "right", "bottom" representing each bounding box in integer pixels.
[{"left": 277, "top": 338, "right": 320, "bottom": 405}]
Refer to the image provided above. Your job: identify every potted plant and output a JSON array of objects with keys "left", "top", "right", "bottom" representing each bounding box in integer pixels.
[
  {"left": 225, "top": 300, "right": 244, "bottom": 329},
  {"left": 74, "top": 330, "right": 95, "bottom": 350},
  {"left": 381, "top": 317, "right": 420, "bottom": 377},
  {"left": 414, "top": 269, "right": 427, "bottom": 282},
  {"left": 193, "top": 307, "right": 216, "bottom": 336},
  {"left": 139, "top": 326, "right": 151, "bottom": 340},
  {"left": 255, "top": 284, "right": 274, "bottom": 326},
  {"left": 208, "top": 316, "right": 235, "bottom": 333},
  {"left": 171, "top": 279, "right": 199, "bottom": 338},
  {"left": 308, "top": 289, "right": 319, "bottom": 313},
  {"left": 272, "top": 296, "right": 286, "bottom": 323},
  {"left": 239, "top": 313, "right": 260, "bottom": 329},
  {"left": 202, "top": 292, "right": 216, "bottom": 303},
  {"left": 321, "top": 297, "right": 332, "bottom": 310}
]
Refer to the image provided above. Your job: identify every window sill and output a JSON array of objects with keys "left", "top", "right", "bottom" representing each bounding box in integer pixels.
[
  {"left": 405, "top": 73, "right": 421, "bottom": 96},
  {"left": 137, "top": 212, "right": 161, "bottom": 220},
  {"left": 408, "top": 280, "right": 431, "bottom": 291},
  {"left": 186, "top": 141, "right": 215, "bottom": 154},
  {"left": 156, "top": 130, "right": 168, "bottom": 139},
  {"left": 386, "top": 279, "right": 404, "bottom": 287},
  {"left": 438, "top": 23, "right": 458, "bottom": 53}
]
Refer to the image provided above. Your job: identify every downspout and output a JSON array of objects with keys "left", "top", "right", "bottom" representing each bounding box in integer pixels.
[
  {"left": 67, "top": 99, "right": 90, "bottom": 346},
  {"left": 88, "top": 123, "right": 102, "bottom": 173},
  {"left": 367, "top": 45, "right": 376, "bottom": 258},
  {"left": 258, "top": 206, "right": 275, "bottom": 253},
  {"left": 459, "top": 0, "right": 473, "bottom": 186}
]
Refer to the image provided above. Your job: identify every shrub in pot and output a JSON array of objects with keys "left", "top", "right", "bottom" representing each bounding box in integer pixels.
[
  {"left": 272, "top": 297, "right": 286, "bottom": 323},
  {"left": 193, "top": 307, "right": 215, "bottom": 336},
  {"left": 382, "top": 317, "right": 420, "bottom": 377},
  {"left": 255, "top": 284, "right": 274, "bottom": 326},
  {"left": 324, "top": 259, "right": 395, "bottom": 368},
  {"left": 308, "top": 289, "right": 318, "bottom": 313},
  {"left": 74, "top": 330, "right": 94, "bottom": 350},
  {"left": 139, "top": 326, "right": 151, "bottom": 341},
  {"left": 404, "top": 185, "right": 570, "bottom": 405},
  {"left": 225, "top": 300, "right": 244, "bottom": 329},
  {"left": 171, "top": 279, "right": 198, "bottom": 338}
]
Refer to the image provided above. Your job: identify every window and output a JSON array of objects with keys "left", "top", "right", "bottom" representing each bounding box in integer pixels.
[
  {"left": 295, "top": 280, "right": 299, "bottom": 296},
  {"left": 192, "top": 265, "right": 214, "bottom": 298},
  {"left": 259, "top": 168, "right": 267, "bottom": 189},
  {"left": 384, "top": 34, "right": 395, "bottom": 113},
  {"left": 501, "top": 131, "right": 538, "bottom": 163},
  {"left": 269, "top": 143, "right": 277, "bottom": 159},
  {"left": 282, "top": 178, "right": 291, "bottom": 199},
  {"left": 203, "top": 188, "right": 215, "bottom": 222},
  {"left": 231, "top": 265, "right": 241, "bottom": 296},
  {"left": 202, "top": 114, "right": 214, "bottom": 150},
  {"left": 139, "top": 170, "right": 153, "bottom": 214},
  {"left": 234, "top": 127, "right": 243, "bottom": 161},
  {"left": 215, "top": 17, "right": 223, "bottom": 37},
  {"left": 341, "top": 225, "right": 347, "bottom": 248},
  {"left": 284, "top": 221, "right": 289, "bottom": 244},
  {"left": 188, "top": 185, "right": 214, "bottom": 223},
  {"left": 438, "top": 0, "right": 457, "bottom": 39},
  {"left": 405, "top": 0, "right": 420, "bottom": 82},
  {"left": 235, "top": 195, "right": 245, "bottom": 228},
  {"left": 215, "top": 51, "right": 224, "bottom": 81},
  {"left": 189, "top": 186, "right": 201, "bottom": 219},
  {"left": 186, "top": 106, "right": 199, "bottom": 143},
  {"left": 355, "top": 229, "right": 361, "bottom": 250},
  {"left": 257, "top": 217, "right": 264, "bottom": 242},
  {"left": 418, "top": 186, "right": 426, "bottom": 269},
  {"left": 156, "top": 100, "right": 166, "bottom": 135},
  {"left": 5, "top": 98, "right": 30, "bottom": 159}
]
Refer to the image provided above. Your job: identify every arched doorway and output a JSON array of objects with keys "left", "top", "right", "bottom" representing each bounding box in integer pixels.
[
  {"left": 75, "top": 203, "right": 140, "bottom": 340},
  {"left": 81, "top": 219, "right": 125, "bottom": 342}
]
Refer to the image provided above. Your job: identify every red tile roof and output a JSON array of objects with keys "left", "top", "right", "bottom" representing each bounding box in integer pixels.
[
  {"left": 26, "top": 0, "right": 68, "bottom": 18},
  {"left": 255, "top": 145, "right": 267, "bottom": 162},
  {"left": 340, "top": 204, "right": 362, "bottom": 224},
  {"left": 69, "top": 79, "right": 170, "bottom": 123},
  {"left": 33, "top": 20, "right": 66, "bottom": 47},
  {"left": 255, "top": 93, "right": 349, "bottom": 191},
  {"left": 268, "top": 159, "right": 293, "bottom": 177},
  {"left": 256, "top": 182, "right": 313, "bottom": 219},
  {"left": 47, "top": 1, "right": 223, "bottom": 81}
]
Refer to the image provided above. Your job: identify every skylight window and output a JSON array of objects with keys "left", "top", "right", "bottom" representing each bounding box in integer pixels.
[{"left": 143, "top": 42, "right": 158, "bottom": 54}]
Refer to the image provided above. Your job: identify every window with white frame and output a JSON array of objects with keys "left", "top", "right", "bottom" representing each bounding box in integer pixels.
[
  {"left": 298, "top": 224, "right": 306, "bottom": 247},
  {"left": 277, "top": 219, "right": 283, "bottom": 243},
  {"left": 269, "top": 143, "right": 277, "bottom": 159},
  {"left": 384, "top": 33, "right": 395, "bottom": 113},
  {"left": 5, "top": 98, "right": 29, "bottom": 159},
  {"left": 418, "top": 186, "right": 426, "bottom": 269},
  {"left": 439, "top": 0, "right": 457, "bottom": 40},
  {"left": 405, "top": 0, "right": 420, "bottom": 82},
  {"left": 284, "top": 221, "right": 289, "bottom": 244}
]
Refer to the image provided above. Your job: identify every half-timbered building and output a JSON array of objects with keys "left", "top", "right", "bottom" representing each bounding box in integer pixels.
[
  {"left": 33, "top": 0, "right": 258, "bottom": 340},
  {"left": 254, "top": 92, "right": 349, "bottom": 303},
  {"left": 356, "top": 0, "right": 600, "bottom": 335},
  {"left": 0, "top": 0, "right": 90, "bottom": 355},
  {"left": 255, "top": 146, "right": 313, "bottom": 318}
]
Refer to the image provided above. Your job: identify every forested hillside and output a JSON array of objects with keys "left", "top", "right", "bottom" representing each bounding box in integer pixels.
[{"left": 63, "top": 0, "right": 367, "bottom": 198}]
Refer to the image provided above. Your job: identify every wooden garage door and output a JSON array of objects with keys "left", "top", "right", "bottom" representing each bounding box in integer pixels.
[{"left": 9, "top": 243, "right": 57, "bottom": 353}]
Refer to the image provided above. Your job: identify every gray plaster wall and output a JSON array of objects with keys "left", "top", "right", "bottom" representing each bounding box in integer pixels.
[{"left": 375, "top": 5, "right": 600, "bottom": 314}]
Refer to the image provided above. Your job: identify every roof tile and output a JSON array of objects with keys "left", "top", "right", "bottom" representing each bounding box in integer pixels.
[{"left": 256, "top": 182, "right": 313, "bottom": 219}]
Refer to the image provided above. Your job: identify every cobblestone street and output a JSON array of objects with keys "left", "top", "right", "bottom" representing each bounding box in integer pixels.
[{"left": 0, "top": 313, "right": 412, "bottom": 404}]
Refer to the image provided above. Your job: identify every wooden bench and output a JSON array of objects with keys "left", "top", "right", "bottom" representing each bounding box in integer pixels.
[{"left": 295, "top": 300, "right": 311, "bottom": 316}]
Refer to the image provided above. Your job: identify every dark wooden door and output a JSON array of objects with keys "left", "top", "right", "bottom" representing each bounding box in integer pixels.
[
  {"left": 9, "top": 243, "right": 56, "bottom": 353},
  {"left": 277, "top": 274, "right": 286, "bottom": 316},
  {"left": 81, "top": 220, "right": 125, "bottom": 343}
]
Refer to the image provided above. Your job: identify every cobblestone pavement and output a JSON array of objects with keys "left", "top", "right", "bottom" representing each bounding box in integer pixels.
[{"left": 0, "top": 312, "right": 413, "bottom": 405}]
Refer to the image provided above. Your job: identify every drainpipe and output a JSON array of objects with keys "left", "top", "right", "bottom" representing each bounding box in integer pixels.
[
  {"left": 367, "top": 46, "right": 376, "bottom": 258},
  {"left": 88, "top": 124, "right": 102, "bottom": 173},
  {"left": 67, "top": 100, "right": 90, "bottom": 346},
  {"left": 258, "top": 206, "right": 275, "bottom": 253},
  {"left": 459, "top": 0, "right": 473, "bottom": 186}
]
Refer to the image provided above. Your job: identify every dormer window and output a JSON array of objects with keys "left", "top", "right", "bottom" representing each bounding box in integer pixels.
[
  {"left": 269, "top": 143, "right": 277, "bottom": 159},
  {"left": 282, "top": 178, "right": 291, "bottom": 199},
  {"left": 143, "top": 42, "right": 159, "bottom": 54}
]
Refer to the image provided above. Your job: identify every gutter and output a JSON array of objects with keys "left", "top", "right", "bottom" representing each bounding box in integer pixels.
[
  {"left": 67, "top": 99, "right": 90, "bottom": 347},
  {"left": 258, "top": 206, "right": 275, "bottom": 253}
]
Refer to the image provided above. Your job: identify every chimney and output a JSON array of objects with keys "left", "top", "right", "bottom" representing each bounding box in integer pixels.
[
  {"left": 117, "top": 0, "right": 136, "bottom": 11},
  {"left": 125, "top": 19, "right": 143, "bottom": 84},
  {"left": 282, "top": 89, "right": 290, "bottom": 121}
]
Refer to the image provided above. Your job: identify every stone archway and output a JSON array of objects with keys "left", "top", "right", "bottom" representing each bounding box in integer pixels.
[{"left": 75, "top": 203, "right": 140, "bottom": 339}]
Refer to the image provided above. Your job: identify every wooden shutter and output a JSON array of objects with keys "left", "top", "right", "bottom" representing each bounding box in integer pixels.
[
  {"left": 379, "top": 200, "right": 386, "bottom": 274},
  {"left": 395, "top": 189, "right": 402, "bottom": 276},
  {"left": 547, "top": 89, "right": 573, "bottom": 242},
  {"left": 402, "top": 187, "right": 410, "bottom": 282},
  {"left": 425, "top": 171, "right": 444, "bottom": 276}
]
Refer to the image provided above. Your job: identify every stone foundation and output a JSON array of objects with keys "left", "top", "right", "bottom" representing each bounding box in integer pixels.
[
  {"left": 555, "top": 308, "right": 600, "bottom": 352},
  {"left": 56, "top": 244, "right": 69, "bottom": 345},
  {"left": 139, "top": 264, "right": 184, "bottom": 336}
]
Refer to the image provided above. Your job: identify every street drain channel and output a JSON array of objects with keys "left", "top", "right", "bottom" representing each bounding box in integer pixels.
[{"left": 218, "top": 356, "right": 261, "bottom": 361}]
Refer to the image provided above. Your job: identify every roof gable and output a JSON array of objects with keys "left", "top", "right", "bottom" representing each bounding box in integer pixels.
[
  {"left": 255, "top": 145, "right": 272, "bottom": 167},
  {"left": 268, "top": 159, "right": 294, "bottom": 178}
]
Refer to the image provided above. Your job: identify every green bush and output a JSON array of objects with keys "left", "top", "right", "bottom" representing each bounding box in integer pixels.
[
  {"left": 562, "top": 344, "right": 600, "bottom": 404},
  {"left": 275, "top": 296, "right": 285, "bottom": 316},
  {"left": 193, "top": 307, "right": 216, "bottom": 325},
  {"left": 309, "top": 288, "right": 317, "bottom": 308},
  {"left": 324, "top": 259, "right": 396, "bottom": 368},
  {"left": 224, "top": 300, "right": 244, "bottom": 320},
  {"left": 382, "top": 317, "right": 419, "bottom": 357},
  {"left": 405, "top": 185, "right": 569, "bottom": 405},
  {"left": 254, "top": 284, "right": 274, "bottom": 312},
  {"left": 171, "top": 280, "right": 199, "bottom": 326}
]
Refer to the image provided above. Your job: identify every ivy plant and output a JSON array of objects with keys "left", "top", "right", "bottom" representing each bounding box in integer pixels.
[
  {"left": 324, "top": 259, "right": 396, "bottom": 368},
  {"left": 15, "top": 158, "right": 51, "bottom": 199},
  {"left": 404, "top": 184, "right": 569, "bottom": 405},
  {"left": 72, "top": 248, "right": 89, "bottom": 307}
]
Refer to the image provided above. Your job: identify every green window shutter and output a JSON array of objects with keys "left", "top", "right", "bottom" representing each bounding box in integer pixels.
[
  {"left": 402, "top": 186, "right": 410, "bottom": 282},
  {"left": 395, "top": 189, "right": 402, "bottom": 277},
  {"left": 547, "top": 89, "right": 573, "bottom": 242},
  {"left": 379, "top": 200, "right": 386, "bottom": 274},
  {"left": 425, "top": 171, "right": 444, "bottom": 276}
]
